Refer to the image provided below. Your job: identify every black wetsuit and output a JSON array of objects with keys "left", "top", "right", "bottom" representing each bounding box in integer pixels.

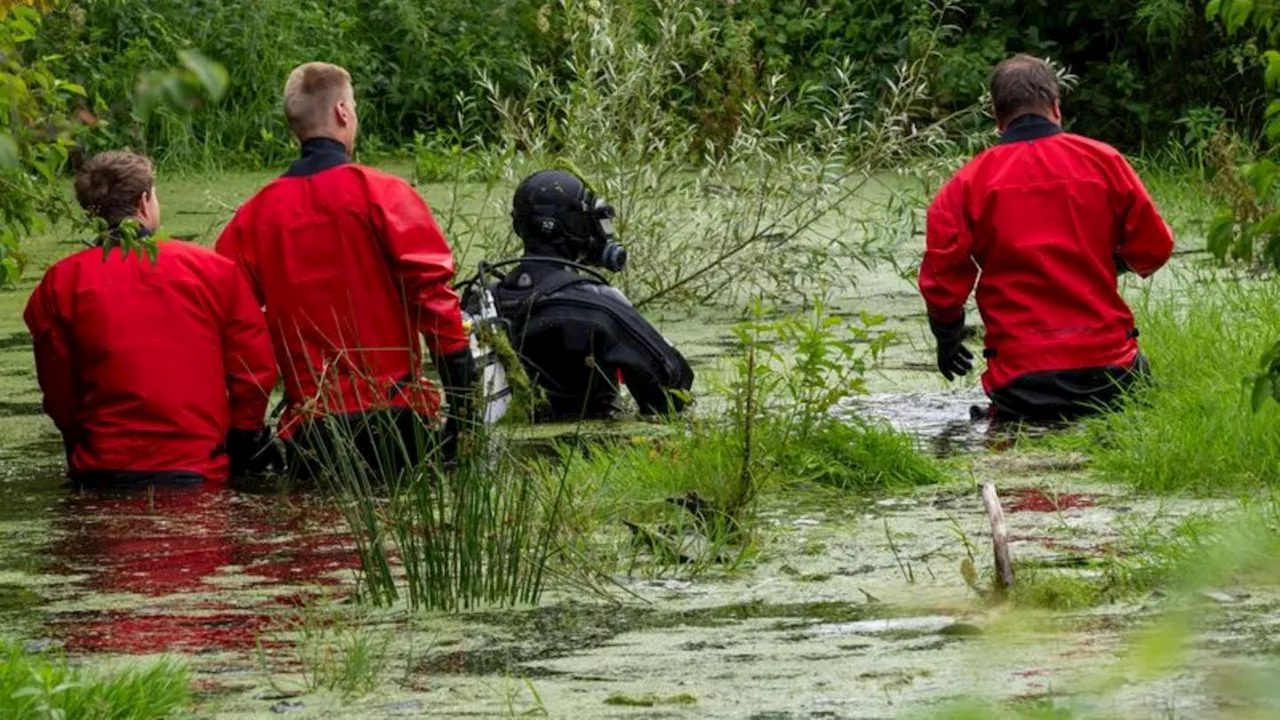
[{"left": 482, "top": 259, "right": 694, "bottom": 421}]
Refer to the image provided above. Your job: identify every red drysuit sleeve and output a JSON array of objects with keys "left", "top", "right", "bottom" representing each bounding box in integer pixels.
[
  {"left": 371, "top": 177, "right": 469, "bottom": 357},
  {"left": 220, "top": 263, "right": 278, "bottom": 430},
  {"left": 1112, "top": 156, "right": 1174, "bottom": 278},
  {"left": 23, "top": 272, "right": 81, "bottom": 441},
  {"left": 919, "top": 175, "right": 978, "bottom": 324},
  {"left": 214, "top": 212, "right": 265, "bottom": 305}
]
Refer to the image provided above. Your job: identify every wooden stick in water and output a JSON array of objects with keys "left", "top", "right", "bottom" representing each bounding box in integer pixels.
[{"left": 981, "top": 483, "right": 1015, "bottom": 594}]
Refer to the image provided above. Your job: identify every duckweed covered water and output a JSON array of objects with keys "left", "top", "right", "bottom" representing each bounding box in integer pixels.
[{"left": 0, "top": 170, "right": 1276, "bottom": 718}]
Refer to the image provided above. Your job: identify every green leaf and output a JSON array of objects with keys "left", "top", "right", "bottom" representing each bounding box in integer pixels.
[
  {"left": 1267, "top": 100, "right": 1280, "bottom": 119},
  {"left": 1251, "top": 374, "right": 1272, "bottom": 412},
  {"left": 1259, "top": 340, "right": 1280, "bottom": 372},
  {"left": 1207, "top": 209, "right": 1236, "bottom": 261},
  {"left": 1228, "top": 0, "right": 1255, "bottom": 33},
  {"left": 179, "top": 49, "right": 229, "bottom": 102},
  {"left": 1247, "top": 159, "right": 1280, "bottom": 196},
  {"left": 1253, "top": 210, "right": 1280, "bottom": 238},
  {"left": 1265, "top": 50, "right": 1280, "bottom": 88},
  {"left": 10, "top": 686, "right": 42, "bottom": 699},
  {"left": 0, "top": 133, "right": 18, "bottom": 170},
  {"left": 1266, "top": 118, "right": 1280, "bottom": 144},
  {"left": 1207, "top": 0, "right": 1223, "bottom": 20},
  {"left": 1233, "top": 223, "right": 1256, "bottom": 262},
  {"left": 0, "top": 256, "right": 17, "bottom": 287}
]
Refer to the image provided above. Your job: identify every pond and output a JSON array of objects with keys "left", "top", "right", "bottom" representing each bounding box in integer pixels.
[{"left": 0, "top": 168, "right": 1274, "bottom": 718}]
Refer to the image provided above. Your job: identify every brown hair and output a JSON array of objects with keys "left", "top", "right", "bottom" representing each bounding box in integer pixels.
[
  {"left": 283, "top": 62, "right": 353, "bottom": 140},
  {"left": 74, "top": 151, "right": 155, "bottom": 228},
  {"left": 989, "top": 55, "right": 1060, "bottom": 125}
]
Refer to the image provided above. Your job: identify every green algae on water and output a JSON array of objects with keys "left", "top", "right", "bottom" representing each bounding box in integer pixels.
[{"left": 604, "top": 692, "right": 698, "bottom": 707}]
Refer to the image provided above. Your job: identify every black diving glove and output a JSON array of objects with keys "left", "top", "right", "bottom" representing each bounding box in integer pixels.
[
  {"left": 227, "top": 427, "right": 284, "bottom": 477},
  {"left": 436, "top": 349, "right": 480, "bottom": 460},
  {"left": 930, "top": 316, "right": 974, "bottom": 382}
]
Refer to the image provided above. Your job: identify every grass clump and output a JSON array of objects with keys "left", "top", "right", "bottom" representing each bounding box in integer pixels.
[
  {"left": 1007, "top": 500, "right": 1280, "bottom": 611},
  {"left": 1010, "top": 570, "right": 1108, "bottom": 612},
  {"left": 0, "top": 640, "right": 190, "bottom": 719},
  {"left": 258, "top": 597, "right": 393, "bottom": 700},
  {"left": 781, "top": 419, "right": 944, "bottom": 492},
  {"left": 1054, "top": 276, "right": 1280, "bottom": 493}
]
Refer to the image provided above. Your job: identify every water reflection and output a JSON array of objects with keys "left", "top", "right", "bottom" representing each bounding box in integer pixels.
[{"left": 40, "top": 482, "right": 355, "bottom": 655}]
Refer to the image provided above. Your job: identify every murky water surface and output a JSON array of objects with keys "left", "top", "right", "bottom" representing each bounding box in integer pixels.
[{"left": 0, "top": 174, "right": 1273, "bottom": 718}]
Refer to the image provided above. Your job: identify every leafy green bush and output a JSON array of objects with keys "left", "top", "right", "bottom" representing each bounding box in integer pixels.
[
  {"left": 27, "top": 0, "right": 1267, "bottom": 164},
  {"left": 1, "top": 5, "right": 222, "bottom": 283},
  {"left": 0, "top": 640, "right": 190, "bottom": 719},
  {"left": 0, "top": 6, "right": 84, "bottom": 284}
]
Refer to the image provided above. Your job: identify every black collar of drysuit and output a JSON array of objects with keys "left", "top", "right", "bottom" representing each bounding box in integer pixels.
[
  {"left": 503, "top": 257, "right": 576, "bottom": 286},
  {"left": 284, "top": 137, "right": 351, "bottom": 177},
  {"left": 998, "top": 114, "right": 1063, "bottom": 145},
  {"left": 95, "top": 224, "right": 152, "bottom": 248}
]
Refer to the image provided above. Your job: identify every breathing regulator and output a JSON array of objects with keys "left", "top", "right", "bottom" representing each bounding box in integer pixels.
[{"left": 511, "top": 169, "right": 628, "bottom": 273}]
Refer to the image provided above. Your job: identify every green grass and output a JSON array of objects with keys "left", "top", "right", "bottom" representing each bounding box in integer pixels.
[
  {"left": 1045, "top": 274, "right": 1280, "bottom": 493},
  {"left": 779, "top": 419, "right": 945, "bottom": 491},
  {"left": 0, "top": 640, "right": 190, "bottom": 719}
]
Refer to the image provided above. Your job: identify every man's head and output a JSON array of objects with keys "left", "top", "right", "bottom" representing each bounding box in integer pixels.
[
  {"left": 511, "top": 170, "right": 627, "bottom": 272},
  {"left": 74, "top": 151, "right": 160, "bottom": 232},
  {"left": 283, "top": 62, "right": 358, "bottom": 153},
  {"left": 989, "top": 54, "right": 1062, "bottom": 130}
]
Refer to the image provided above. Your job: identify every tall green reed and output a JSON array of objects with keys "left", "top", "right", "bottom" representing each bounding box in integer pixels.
[{"left": 301, "top": 410, "right": 565, "bottom": 612}]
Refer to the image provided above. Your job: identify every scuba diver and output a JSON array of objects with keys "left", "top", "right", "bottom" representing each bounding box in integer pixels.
[{"left": 463, "top": 170, "right": 694, "bottom": 422}]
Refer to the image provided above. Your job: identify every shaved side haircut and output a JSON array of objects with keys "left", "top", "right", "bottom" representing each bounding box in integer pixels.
[{"left": 282, "top": 62, "right": 353, "bottom": 141}]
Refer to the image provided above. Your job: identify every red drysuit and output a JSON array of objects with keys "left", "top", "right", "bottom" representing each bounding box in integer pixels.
[
  {"left": 24, "top": 239, "right": 277, "bottom": 482},
  {"left": 215, "top": 138, "right": 468, "bottom": 435},
  {"left": 919, "top": 115, "right": 1174, "bottom": 394}
]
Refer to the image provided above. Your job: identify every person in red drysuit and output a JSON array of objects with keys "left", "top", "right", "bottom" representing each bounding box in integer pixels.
[
  {"left": 215, "top": 62, "right": 477, "bottom": 477},
  {"left": 918, "top": 55, "right": 1174, "bottom": 421},
  {"left": 24, "top": 151, "right": 279, "bottom": 486}
]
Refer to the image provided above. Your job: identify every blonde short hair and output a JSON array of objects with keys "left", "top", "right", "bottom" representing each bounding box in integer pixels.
[{"left": 282, "top": 62, "right": 353, "bottom": 140}]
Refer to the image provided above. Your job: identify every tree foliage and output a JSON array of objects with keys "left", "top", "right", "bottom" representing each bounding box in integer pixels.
[
  {"left": 1, "top": 3, "right": 227, "bottom": 284},
  {"left": 1, "top": 5, "right": 90, "bottom": 284},
  {"left": 24, "top": 0, "right": 1273, "bottom": 166}
]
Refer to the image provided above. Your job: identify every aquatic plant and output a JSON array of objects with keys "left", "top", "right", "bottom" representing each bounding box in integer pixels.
[
  {"left": 257, "top": 596, "right": 394, "bottom": 700},
  {"left": 307, "top": 413, "right": 565, "bottom": 612},
  {"left": 543, "top": 300, "right": 941, "bottom": 578},
  {"left": 732, "top": 297, "right": 942, "bottom": 492},
  {"left": 0, "top": 640, "right": 190, "bottom": 719}
]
